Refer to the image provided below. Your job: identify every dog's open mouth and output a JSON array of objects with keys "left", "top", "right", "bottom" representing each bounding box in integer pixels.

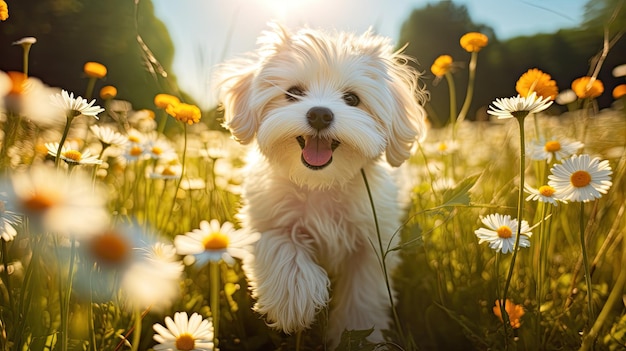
[{"left": 296, "top": 136, "right": 340, "bottom": 170}]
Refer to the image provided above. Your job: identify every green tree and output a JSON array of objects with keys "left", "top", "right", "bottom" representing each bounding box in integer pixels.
[
  {"left": 397, "top": 0, "right": 626, "bottom": 127},
  {"left": 0, "top": 0, "right": 183, "bottom": 110}
]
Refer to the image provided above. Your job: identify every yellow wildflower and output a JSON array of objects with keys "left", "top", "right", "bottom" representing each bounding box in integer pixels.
[
  {"left": 571, "top": 76, "right": 604, "bottom": 99},
  {"left": 430, "top": 55, "right": 453, "bottom": 78},
  {"left": 84, "top": 62, "right": 107, "bottom": 79},
  {"left": 99, "top": 85, "right": 117, "bottom": 100},
  {"left": 166, "top": 102, "right": 202, "bottom": 125},
  {"left": 493, "top": 299, "right": 525, "bottom": 329},
  {"left": 0, "top": 0, "right": 8, "bottom": 21},
  {"left": 460, "top": 32, "right": 488, "bottom": 53},
  {"left": 516, "top": 68, "right": 559, "bottom": 100},
  {"left": 154, "top": 93, "right": 180, "bottom": 109},
  {"left": 612, "top": 84, "right": 626, "bottom": 99}
]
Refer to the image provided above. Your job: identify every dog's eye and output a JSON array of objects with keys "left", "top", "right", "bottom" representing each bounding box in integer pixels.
[
  {"left": 342, "top": 92, "right": 360, "bottom": 106},
  {"left": 286, "top": 86, "right": 305, "bottom": 101}
]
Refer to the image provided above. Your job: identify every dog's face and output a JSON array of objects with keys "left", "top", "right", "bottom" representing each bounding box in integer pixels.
[{"left": 216, "top": 24, "right": 427, "bottom": 188}]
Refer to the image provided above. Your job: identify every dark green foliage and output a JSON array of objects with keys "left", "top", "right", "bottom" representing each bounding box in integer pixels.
[
  {"left": 0, "top": 0, "right": 182, "bottom": 110},
  {"left": 398, "top": 0, "right": 626, "bottom": 126}
]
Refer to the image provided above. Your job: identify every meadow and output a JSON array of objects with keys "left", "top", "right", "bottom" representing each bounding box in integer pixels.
[{"left": 1, "top": 10, "right": 626, "bottom": 351}]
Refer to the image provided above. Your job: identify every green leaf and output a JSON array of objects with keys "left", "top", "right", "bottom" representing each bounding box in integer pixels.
[
  {"left": 440, "top": 173, "right": 480, "bottom": 208},
  {"left": 334, "top": 328, "right": 376, "bottom": 351}
]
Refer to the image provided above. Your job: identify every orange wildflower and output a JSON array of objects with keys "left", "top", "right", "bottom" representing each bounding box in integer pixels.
[
  {"left": 154, "top": 93, "right": 180, "bottom": 109},
  {"left": 84, "top": 62, "right": 107, "bottom": 79},
  {"left": 571, "top": 76, "right": 604, "bottom": 99},
  {"left": 516, "top": 68, "right": 559, "bottom": 100},
  {"left": 460, "top": 32, "right": 488, "bottom": 53},
  {"left": 99, "top": 85, "right": 117, "bottom": 100},
  {"left": 431, "top": 55, "right": 453, "bottom": 78},
  {"left": 612, "top": 84, "right": 626, "bottom": 99},
  {"left": 493, "top": 299, "right": 525, "bottom": 329},
  {"left": 166, "top": 102, "right": 202, "bottom": 125}
]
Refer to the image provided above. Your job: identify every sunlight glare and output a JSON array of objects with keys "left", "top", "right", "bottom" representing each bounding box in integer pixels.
[{"left": 256, "top": 0, "right": 317, "bottom": 21}]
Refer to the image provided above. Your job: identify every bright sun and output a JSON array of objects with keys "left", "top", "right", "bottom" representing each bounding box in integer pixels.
[{"left": 255, "top": 0, "right": 317, "bottom": 21}]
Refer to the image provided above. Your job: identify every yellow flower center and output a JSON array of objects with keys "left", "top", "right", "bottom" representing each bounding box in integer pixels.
[
  {"left": 544, "top": 140, "right": 561, "bottom": 152},
  {"left": 90, "top": 231, "right": 131, "bottom": 266},
  {"left": 128, "top": 135, "right": 141, "bottom": 143},
  {"left": 151, "top": 146, "right": 163, "bottom": 156},
  {"left": 538, "top": 185, "right": 556, "bottom": 197},
  {"left": 202, "top": 232, "right": 230, "bottom": 251},
  {"left": 62, "top": 150, "right": 83, "bottom": 162},
  {"left": 570, "top": 170, "right": 591, "bottom": 188},
  {"left": 496, "top": 226, "right": 512, "bottom": 239},
  {"left": 8, "top": 71, "right": 26, "bottom": 95},
  {"left": 23, "top": 191, "right": 59, "bottom": 212},
  {"left": 437, "top": 143, "right": 448, "bottom": 152},
  {"left": 175, "top": 333, "right": 195, "bottom": 351},
  {"left": 161, "top": 166, "right": 177, "bottom": 176},
  {"left": 130, "top": 145, "right": 143, "bottom": 157}
]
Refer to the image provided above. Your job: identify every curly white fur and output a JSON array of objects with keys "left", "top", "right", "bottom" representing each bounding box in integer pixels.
[{"left": 215, "top": 23, "right": 427, "bottom": 347}]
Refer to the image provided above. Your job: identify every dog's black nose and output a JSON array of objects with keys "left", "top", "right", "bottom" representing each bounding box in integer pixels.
[{"left": 306, "top": 106, "right": 334, "bottom": 131}]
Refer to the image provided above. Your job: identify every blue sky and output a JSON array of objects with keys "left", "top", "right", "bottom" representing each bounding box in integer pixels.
[{"left": 152, "top": 0, "right": 587, "bottom": 108}]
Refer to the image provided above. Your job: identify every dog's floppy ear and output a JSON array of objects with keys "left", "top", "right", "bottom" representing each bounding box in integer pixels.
[
  {"left": 215, "top": 23, "right": 291, "bottom": 144},
  {"left": 215, "top": 60, "right": 259, "bottom": 144},
  {"left": 384, "top": 52, "right": 428, "bottom": 167}
]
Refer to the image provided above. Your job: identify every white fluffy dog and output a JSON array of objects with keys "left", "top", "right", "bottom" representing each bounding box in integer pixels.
[{"left": 216, "top": 23, "right": 427, "bottom": 346}]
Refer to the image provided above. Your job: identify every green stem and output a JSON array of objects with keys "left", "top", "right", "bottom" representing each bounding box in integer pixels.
[
  {"left": 360, "top": 169, "right": 406, "bottom": 345},
  {"left": 88, "top": 265, "right": 98, "bottom": 351},
  {"left": 444, "top": 72, "right": 458, "bottom": 137},
  {"left": 501, "top": 116, "right": 527, "bottom": 339},
  {"left": 164, "top": 124, "right": 187, "bottom": 231},
  {"left": 210, "top": 261, "right": 220, "bottom": 349},
  {"left": 56, "top": 114, "right": 74, "bottom": 168},
  {"left": 456, "top": 51, "right": 478, "bottom": 125},
  {"left": 579, "top": 218, "right": 626, "bottom": 351},
  {"left": 61, "top": 238, "right": 77, "bottom": 351},
  {"left": 1, "top": 241, "right": 14, "bottom": 322},
  {"left": 536, "top": 203, "right": 550, "bottom": 348},
  {"left": 85, "top": 77, "right": 97, "bottom": 101},
  {"left": 130, "top": 308, "right": 142, "bottom": 351},
  {"left": 580, "top": 202, "right": 594, "bottom": 324},
  {"left": 22, "top": 44, "right": 32, "bottom": 77}
]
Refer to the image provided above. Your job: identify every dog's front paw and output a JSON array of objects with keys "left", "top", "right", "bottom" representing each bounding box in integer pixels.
[{"left": 252, "top": 238, "right": 330, "bottom": 333}]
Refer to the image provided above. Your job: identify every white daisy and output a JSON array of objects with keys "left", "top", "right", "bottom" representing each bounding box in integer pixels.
[
  {"left": 474, "top": 213, "right": 532, "bottom": 254},
  {"left": 0, "top": 199, "right": 21, "bottom": 241},
  {"left": 174, "top": 219, "right": 260, "bottom": 266},
  {"left": 529, "top": 137, "right": 584, "bottom": 163},
  {"left": 122, "top": 242, "right": 183, "bottom": 311},
  {"left": 89, "top": 125, "right": 128, "bottom": 149},
  {"left": 548, "top": 154, "right": 612, "bottom": 202},
  {"left": 50, "top": 89, "right": 104, "bottom": 119},
  {"left": 488, "top": 92, "right": 553, "bottom": 120},
  {"left": 5, "top": 164, "right": 109, "bottom": 238},
  {"left": 147, "top": 163, "right": 182, "bottom": 180},
  {"left": 612, "top": 64, "right": 626, "bottom": 78},
  {"left": 145, "top": 138, "right": 177, "bottom": 161},
  {"left": 555, "top": 89, "right": 578, "bottom": 105},
  {"left": 45, "top": 142, "right": 102, "bottom": 166},
  {"left": 424, "top": 140, "right": 460, "bottom": 156},
  {"left": 153, "top": 312, "right": 214, "bottom": 351},
  {"left": 524, "top": 184, "right": 564, "bottom": 206}
]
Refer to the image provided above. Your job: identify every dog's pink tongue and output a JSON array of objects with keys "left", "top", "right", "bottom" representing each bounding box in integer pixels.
[{"left": 302, "top": 137, "right": 333, "bottom": 166}]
